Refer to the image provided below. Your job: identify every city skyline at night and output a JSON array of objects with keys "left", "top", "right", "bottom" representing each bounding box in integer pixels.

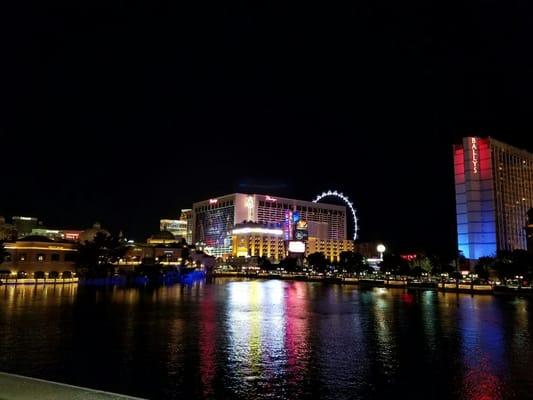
[
  {"left": 3, "top": 3, "right": 533, "bottom": 399},
  {"left": 4, "top": 4, "right": 533, "bottom": 258}
]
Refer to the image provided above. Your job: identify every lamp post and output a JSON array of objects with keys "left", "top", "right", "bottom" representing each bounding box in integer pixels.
[{"left": 377, "top": 244, "right": 386, "bottom": 261}]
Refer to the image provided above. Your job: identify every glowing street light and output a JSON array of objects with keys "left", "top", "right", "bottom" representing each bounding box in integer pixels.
[{"left": 377, "top": 244, "right": 386, "bottom": 260}]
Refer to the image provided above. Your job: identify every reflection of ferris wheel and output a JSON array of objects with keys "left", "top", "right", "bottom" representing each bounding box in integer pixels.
[{"left": 312, "top": 190, "right": 359, "bottom": 240}]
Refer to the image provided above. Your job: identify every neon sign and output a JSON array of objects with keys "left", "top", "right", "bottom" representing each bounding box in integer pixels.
[
  {"left": 471, "top": 137, "right": 479, "bottom": 174},
  {"left": 265, "top": 196, "right": 277, "bottom": 201},
  {"left": 209, "top": 199, "right": 218, "bottom": 204},
  {"left": 246, "top": 196, "right": 254, "bottom": 221}
]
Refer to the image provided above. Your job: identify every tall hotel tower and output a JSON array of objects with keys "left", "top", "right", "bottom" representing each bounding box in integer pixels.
[{"left": 454, "top": 137, "right": 533, "bottom": 259}]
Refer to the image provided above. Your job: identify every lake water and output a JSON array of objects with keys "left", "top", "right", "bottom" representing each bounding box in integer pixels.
[{"left": 0, "top": 278, "right": 532, "bottom": 399}]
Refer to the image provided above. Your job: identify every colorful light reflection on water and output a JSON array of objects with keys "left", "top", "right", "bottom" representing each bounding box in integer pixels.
[{"left": 0, "top": 280, "right": 532, "bottom": 400}]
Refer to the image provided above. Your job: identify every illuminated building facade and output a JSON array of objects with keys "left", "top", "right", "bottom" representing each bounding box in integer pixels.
[
  {"left": 31, "top": 228, "right": 82, "bottom": 242},
  {"left": 231, "top": 222, "right": 286, "bottom": 260},
  {"left": 147, "top": 230, "right": 178, "bottom": 245},
  {"left": 1, "top": 236, "right": 77, "bottom": 277},
  {"left": 180, "top": 209, "right": 193, "bottom": 244},
  {"left": 306, "top": 237, "right": 355, "bottom": 262},
  {"left": 159, "top": 209, "right": 193, "bottom": 243},
  {"left": 192, "top": 193, "right": 347, "bottom": 258},
  {"left": 160, "top": 219, "right": 187, "bottom": 240},
  {"left": 454, "top": 137, "right": 533, "bottom": 259}
]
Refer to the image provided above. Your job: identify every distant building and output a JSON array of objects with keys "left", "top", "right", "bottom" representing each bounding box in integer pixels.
[
  {"left": 79, "top": 222, "right": 110, "bottom": 243},
  {"left": 12, "top": 216, "right": 40, "bottom": 237},
  {"left": 192, "top": 193, "right": 347, "bottom": 257},
  {"left": 159, "top": 209, "right": 193, "bottom": 243},
  {"left": 1, "top": 236, "right": 77, "bottom": 277},
  {"left": 180, "top": 209, "right": 193, "bottom": 245},
  {"left": 454, "top": 137, "right": 533, "bottom": 259},
  {"left": 121, "top": 243, "right": 185, "bottom": 266},
  {"left": 147, "top": 230, "right": 178, "bottom": 245},
  {"left": 159, "top": 219, "right": 187, "bottom": 240},
  {"left": 31, "top": 228, "right": 83, "bottom": 242},
  {"left": 120, "top": 241, "right": 213, "bottom": 269}
]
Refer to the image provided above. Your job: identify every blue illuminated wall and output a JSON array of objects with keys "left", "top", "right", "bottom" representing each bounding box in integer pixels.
[{"left": 454, "top": 137, "right": 497, "bottom": 259}]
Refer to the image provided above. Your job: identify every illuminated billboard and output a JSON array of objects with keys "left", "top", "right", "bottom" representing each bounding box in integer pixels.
[
  {"left": 294, "top": 219, "right": 309, "bottom": 241},
  {"left": 288, "top": 241, "right": 306, "bottom": 253}
]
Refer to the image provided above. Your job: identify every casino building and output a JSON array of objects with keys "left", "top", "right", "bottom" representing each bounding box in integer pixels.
[
  {"left": 1, "top": 236, "right": 77, "bottom": 278},
  {"left": 454, "top": 137, "right": 533, "bottom": 259},
  {"left": 192, "top": 193, "right": 349, "bottom": 259}
]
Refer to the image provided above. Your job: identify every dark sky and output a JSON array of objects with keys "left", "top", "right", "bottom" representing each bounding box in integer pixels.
[{"left": 2, "top": 2, "right": 533, "bottom": 257}]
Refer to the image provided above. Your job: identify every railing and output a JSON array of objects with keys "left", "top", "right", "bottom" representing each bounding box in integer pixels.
[{"left": 0, "top": 277, "right": 79, "bottom": 285}]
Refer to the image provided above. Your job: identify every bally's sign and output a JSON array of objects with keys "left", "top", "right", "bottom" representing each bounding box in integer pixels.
[{"left": 471, "top": 137, "right": 479, "bottom": 174}]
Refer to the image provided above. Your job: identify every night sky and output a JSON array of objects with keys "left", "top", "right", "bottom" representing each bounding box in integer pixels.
[{"left": 2, "top": 2, "right": 533, "bottom": 257}]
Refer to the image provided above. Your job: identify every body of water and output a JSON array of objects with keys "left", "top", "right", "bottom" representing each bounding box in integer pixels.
[{"left": 0, "top": 278, "right": 531, "bottom": 399}]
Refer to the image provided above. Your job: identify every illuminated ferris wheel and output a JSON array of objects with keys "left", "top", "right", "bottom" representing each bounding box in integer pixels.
[{"left": 312, "top": 190, "right": 359, "bottom": 240}]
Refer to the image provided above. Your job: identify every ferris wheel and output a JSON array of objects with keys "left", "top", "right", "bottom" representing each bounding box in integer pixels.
[{"left": 312, "top": 190, "right": 359, "bottom": 240}]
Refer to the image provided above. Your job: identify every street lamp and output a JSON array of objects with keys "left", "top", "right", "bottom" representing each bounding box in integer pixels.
[{"left": 377, "top": 244, "right": 386, "bottom": 260}]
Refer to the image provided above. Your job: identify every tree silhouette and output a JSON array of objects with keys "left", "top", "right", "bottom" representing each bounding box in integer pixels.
[
  {"left": 474, "top": 256, "right": 494, "bottom": 280},
  {"left": 494, "top": 250, "right": 533, "bottom": 280},
  {"left": 338, "top": 251, "right": 368, "bottom": 274},
  {"left": 0, "top": 241, "right": 9, "bottom": 265},
  {"left": 258, "top": 255, "right": 273, "bottom": 271},
  {"left": 379, "top": 254, "right": 410, "bottom": 275},
  {"left": 307, "top": 252, "right": 328, "bottom": 273},
  {"left": 76, "top": 232, "right": 127, "bottom": 277}
]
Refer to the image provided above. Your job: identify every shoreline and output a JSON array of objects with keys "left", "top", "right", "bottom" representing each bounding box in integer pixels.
[{"left": 211, "top": 272, "right": 533, "bottom": 296}]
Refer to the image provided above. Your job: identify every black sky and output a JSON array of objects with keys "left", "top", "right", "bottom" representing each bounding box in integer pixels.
[{"left": 2, "top": 2, "right": 533, "bottom": 257}]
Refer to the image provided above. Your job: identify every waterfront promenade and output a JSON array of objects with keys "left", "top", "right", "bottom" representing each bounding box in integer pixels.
[
  {"left": 212, "top": 271, "right": 533, "bottom": 295},
  {"left": 0, "top": 372, "right": 143, "bottom": 400}
]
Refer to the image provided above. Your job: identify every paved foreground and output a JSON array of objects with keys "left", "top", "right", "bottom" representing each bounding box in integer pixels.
[{"left": 0, "top": 372, "right": 144, "bottom": 400}]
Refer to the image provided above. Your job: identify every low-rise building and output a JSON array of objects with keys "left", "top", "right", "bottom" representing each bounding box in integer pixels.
[
  {"left": 1, "top": 236, "right": 77, "bottom": 278},
  {"left": 79, "top": 222, "right": 110, "bottom": 243},
  {"left": 147, "top": 230, "right": 178, "bottom": 245},
  {"left": 121, "top": 243, "right": 185, "bottom": 266},
  {"left": 31, "top": 228, "right": 83, "bottom": 242}
]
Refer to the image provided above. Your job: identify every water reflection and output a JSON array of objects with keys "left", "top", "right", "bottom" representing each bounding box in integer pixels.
[
  {"left": 199, "top": 283, "right": 216, "bottom": 398},
  {"left": 0, "top": 281, "right": 531, "bottom": 400},
  {"left": 456, "top": 295, "right": 505, "bottom": 400},
  {"left": 225, "top": 280, "right": 287, "bottom": 398}
]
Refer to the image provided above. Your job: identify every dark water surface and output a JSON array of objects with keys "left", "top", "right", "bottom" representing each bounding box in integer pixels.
[{"left": 0, "top": 278, "right": 532, "bottom": 399}]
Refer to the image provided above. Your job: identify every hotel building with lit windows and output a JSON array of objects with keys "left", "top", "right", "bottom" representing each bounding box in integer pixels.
[
  {"left": 306, "top": 237, "right": 355, "bottom": 261},
  {"left": 192, "top": 193, "right": 348, "bottom": 258},
  {"left": 454, "top": 137, "right": 533, "bottom": 259},
  {"left": 231, "top": 222, "right": 286, "bottom": 261}
]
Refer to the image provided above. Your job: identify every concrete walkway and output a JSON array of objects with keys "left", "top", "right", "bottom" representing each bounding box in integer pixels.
[{"left": 0, "top": 372, "right": 145, "bottom": 400}]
